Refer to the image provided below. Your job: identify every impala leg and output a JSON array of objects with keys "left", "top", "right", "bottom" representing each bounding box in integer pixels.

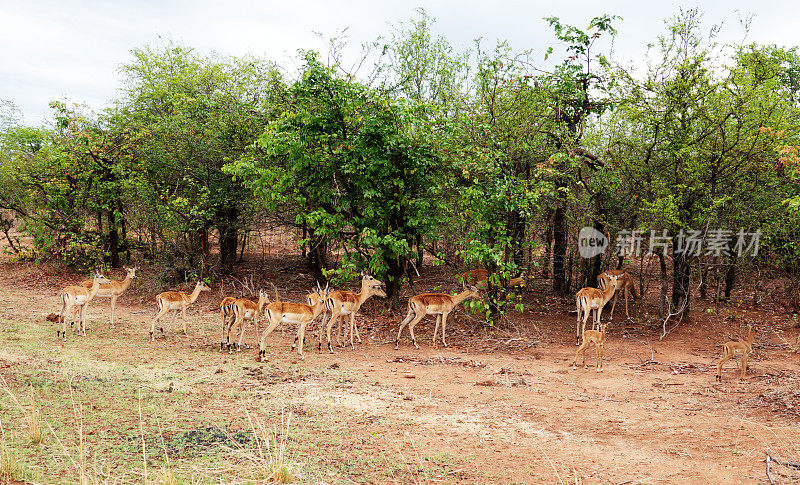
[
  {"left": 740, "top": 353, "right": 749, "bottom": 380},
  {"left": 395, "top": 310, "right": 416, "bottom": 350},
  {"left": 432, "top": 315, "right": 441, "bottom": 347},
  {"left": 609, "top": 293, "right": 617, "bottom": 322},
  {"left": 716, "top": 348, "right": 733, "bottom": 381},
  {"left": 575, "top": 296, "right": 582, "bottom": 346},
  {"left": 624, "top": 288, "right": 630, "bottom": 318},
  {"left": 573, "top": 338, "right": 589, "bottom": 369},
  {"left": 181, "top": 307, "right": 189, "bottom": 334},
  {"left": 440, "top": 312, "right": 450, "bottom": 347},
  {"left": 352, "top": 314, "right": 362, "bottom": 344},
  {"left": 237, "top": 317, "right": 248, "bottom": 351},
  {"left": 150, "top": 304, "right": 170, "bottom": 341},
  {"left": 580, "top": 306, "right": 592, "bottom": 345},
  {"left": 80, "top": 304, "right": 88, "bottom": 336},
  {"left": 258, "top": 317, "right": 280, "bottom": 361},
  {"left": 325, "top": 309, "right": 342, "bottom": 354},
  {"left": 220, "top": 309, "right": 229, "bottom": 352},
  {"left": 595, "top": 306, "right": 603, "bottom": 331},
  {"left": 317, "top": 309, "right": 328, "bottom": 353},
  {"left": 407, "top": 313, "right": 426, "bottom": 350},
  {"left": 597, "top": 344, "right": 604, "bottom": 372},
  {"left": 296, "top": 321, "right": 308, "bottom": 360}
]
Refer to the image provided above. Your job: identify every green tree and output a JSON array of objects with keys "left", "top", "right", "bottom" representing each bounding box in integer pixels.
[{"left": 227, "top": 53, "right": 442, "bottom": 303}]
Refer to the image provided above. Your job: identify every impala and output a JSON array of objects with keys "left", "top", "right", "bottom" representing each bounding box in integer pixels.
[
  {"left": 598, "top": 269, "right": 639, "bottom": 321},
  {"left": 57, "top": 272, "right": 111, "bottom": 341},
  {"left": 319, "top": 272, "right": 386, "bottom": 353},
  {"left": 457, "top": 269, "right": 526, "bottom": 290},
  {"left": 258, "top": 283, "right": 328, "bottom": 361},
  {"left": 575, "top": 274, "right": 619, "bottom": 345},
  {"left": 716, "top": 325, "right": 757, "bottom": 381},
  {"left": 395, "top": 285, "right": 482, "bottom": 350},
  {"left": 222, "top": 289, "right": 270, "bottom": 352},
  {"left": 150, "top": 281, "right": 211, "bottom": 341},
  {"left": 81, "top": 266, "right": 137, "bottom": 327},
  {"left": 572, "top": 324, "right": 608, "bottom": 372}
]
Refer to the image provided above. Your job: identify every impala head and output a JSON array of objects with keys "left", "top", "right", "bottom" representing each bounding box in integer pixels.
[
  {"left": 361, "top": 272, "right": 387, "bottom": 298},
  {"left": 195, "top": 281, "right": 211, "bottom": 292},
  {"left": 258, "top": 288, "right": 271, "bottom": 311},
  {"left": 464, "top": 285, "right": 482, "bottom": 299},
  {"left": 124, "top": 267, "right": 138, "bottom": 279},
  {"left": 92, "top": 272, "right": 111, "bottom": 285},
  {"left": 598, "top": 323, "right": 607, "bottom": 337}
]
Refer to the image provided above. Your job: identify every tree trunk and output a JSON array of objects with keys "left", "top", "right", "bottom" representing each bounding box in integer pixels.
[
  {"left": 385, "top": 255, "right": 405, "bottom": 308},
  {"left": 659, "top": 252, "right": 668, "bottom": 316},
  {"left": 107, "top": 209, "right": 120, "bottom": 268},
  {"left": 218, "top": 206, "right": 239, "bottom": 274},
  {"left": 307, "top": 231, "right": 328, "bottom": 283},
  {"left": 415, "top": 233, "right": 423, "bottom": 270},
  {"left": 724, "top": 253, "right": 737, "bottom": 300},
  {"left": 552, "top": 202, "right": 567, "bottom": 295},
  {"left": 671, "top": 247, "right": 692, "bottom": 321}
]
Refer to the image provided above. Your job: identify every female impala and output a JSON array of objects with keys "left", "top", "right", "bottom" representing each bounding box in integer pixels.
[
  {"left": 81, "top": 266, "right": 137, "bottom": 327},
  {"left": 57, "top": 272, "right": 111, "bottom": 341},
  {"left": 222, "top": 289, "right": 270, "bottom": 352},
  {"left": 258, "top": 283, "right": 328, "bottom": 361},
  {"left": 597, "top": 269, "right": 639, "bottom": 321},
  {"left": 575, "top": 274, "right": 618, "bottom": 345},
  {"left": 150, "top": 281, "right": 211, "bottom": 341},
  {"left": 716, "top": 325, "right": 757, "bottom": 381},
  {"left": 320, "top": 272, "right": 386, "bottom": 353},
  {"left": 395, "top": 285, "right": 482, "bottom": 350},
  {"left": 457, "top": 269, "right": 526, "bottom": 290}
]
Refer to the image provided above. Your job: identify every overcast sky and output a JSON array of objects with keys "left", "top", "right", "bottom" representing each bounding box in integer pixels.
[{"left": 1, "top": 0, "right": 798, "bottom": 126}]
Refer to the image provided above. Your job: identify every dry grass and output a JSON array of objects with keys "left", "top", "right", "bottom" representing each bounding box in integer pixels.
[{"left": 241, "top": 408, "right": 297, "bottom": 483}]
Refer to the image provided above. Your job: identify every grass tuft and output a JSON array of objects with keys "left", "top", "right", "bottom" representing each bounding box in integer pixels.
[
  {"left": 241, "top": 408, "right": 297, "bottom": 483},
  {"left": 0, "top": 418, "right": 21, "bottom": 483}
]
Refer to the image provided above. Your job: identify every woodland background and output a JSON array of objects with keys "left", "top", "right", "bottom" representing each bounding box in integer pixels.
[{"left": 2, "top": 8, "right": 799, "bottom": 321}]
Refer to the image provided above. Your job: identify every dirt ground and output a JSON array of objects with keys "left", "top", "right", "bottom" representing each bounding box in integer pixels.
[{"left": 2, "top": 252, "right": 800, "bottom": 484}]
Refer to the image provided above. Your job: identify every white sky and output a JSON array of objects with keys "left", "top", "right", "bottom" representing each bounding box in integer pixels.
[{"left": 1, "top": 0, "right": 798, "bottom": 126}]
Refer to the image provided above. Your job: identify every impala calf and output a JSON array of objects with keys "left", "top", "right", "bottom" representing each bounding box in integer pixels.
[
  {"left": 150, "top": 281, "right": 211, "bottom": 341},
  {"left": 320, "top": 272, "right": 386, "bottom": 353},
  {"left": 258, "top": 283, "right": 328, "bottom": 361},
  {"left": 575, "top": 274, "right": 619, "bottom": 345},
  {"left": 81, "top": 267, "right": 137, "bottom": 327},
  {"left": 57, "top": 272, "right": 111, "bottom": 341},
  {"left": 598, "top": 269, "right": 639, "bottom": 321},
  {"left": 395, "top": 285, "right": 482, "bottom": 350},
  {"left": 572, "top": 324, "right": 607, "bottom": 372},
  {"left": 716, "top": 325, "right": 757, "bottom": 381},
  {"left": 223, "top": 289, "right": 270, "bottom": 352}
]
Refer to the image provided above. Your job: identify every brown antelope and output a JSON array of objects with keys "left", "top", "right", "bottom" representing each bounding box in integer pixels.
[
  {"left": 80, "top": 266, "right": 137, "bottom": 327},
  {"left": 320, "top": 272, "right": 386, "bottom": 353},
  {"left": 220, "top": 296, "right": 237, "bottom": 336},
  {"left": 222, "top": 289, "right": 271, "bottom": 352},
  {"left": 258, "top": 283, "right": 328, "bottom": 361},
  {"left": 716, "top": 325, "right": 757, "bottom": 381},
  {"left": 395, "top": 285, "right": 482, "bottom": 350},
  {"left": 572, "top": 324, "right": 607, "bottom": 372},
  {"left": 457, "top": 269, "right": 526, "bottom": 290},
  {"left": 57, "top": 272, "right": 112, "bottom": 341},
  {"left": 598, "top": 269, "right": 639, "bottom": 321},
  {"left": 150, "top": 281, "right": 211, "bottom": 341},
  {"left": 575, "top": 274, "right": 619, "bottom": 345}
]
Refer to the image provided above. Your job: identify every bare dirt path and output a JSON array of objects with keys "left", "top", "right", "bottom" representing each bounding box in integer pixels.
[{"left": 2, "top": 261, "right": 800, "bottom": 483}]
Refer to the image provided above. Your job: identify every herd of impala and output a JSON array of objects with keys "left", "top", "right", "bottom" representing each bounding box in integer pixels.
[{"left": 55, "top": 266, "right": 757, "bottom": 380}]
